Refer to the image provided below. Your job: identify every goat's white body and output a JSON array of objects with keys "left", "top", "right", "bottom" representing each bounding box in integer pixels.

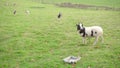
[{"left": 85, "top": 26, "right": 103, "bottom": 37}]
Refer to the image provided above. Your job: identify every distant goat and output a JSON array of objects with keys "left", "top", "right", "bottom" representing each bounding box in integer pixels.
[
  {"left": 13, "top": 10, "right": 16, "bottom": 15},
  {"left": 57, "top": 12, "right": 62, "bottom": 19},
  {"left": 76, "top": 23, "right": 104, "bottom": 45},
  {"left": 25, "top": 10, "right": 30, "bottom": 14}
]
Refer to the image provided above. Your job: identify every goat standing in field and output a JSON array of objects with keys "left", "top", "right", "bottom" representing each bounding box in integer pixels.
[
  {"left": 76, "top": 23, "right": 104, "bottom": 45},
  {"left": 57, "top": 12, "right": 62, "bottom": 19},
  {"left": 13, "top": 10, "right": 16, "bottom": 15},
  {"left": 25, "top": 10, "right": 30, "bottom": 15}
]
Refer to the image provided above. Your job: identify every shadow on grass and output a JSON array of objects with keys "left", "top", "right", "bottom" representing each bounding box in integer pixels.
[{"left": 77, "top": 44, "right": 88, "bottom": 46}]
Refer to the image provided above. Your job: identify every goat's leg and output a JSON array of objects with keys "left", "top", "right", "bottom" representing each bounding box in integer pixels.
[
  {"left": 93, "top": 36, "right": 99, "bottom": 45},
  {"left": 83, "top": 37, "right": 86, "bottom": 44}
]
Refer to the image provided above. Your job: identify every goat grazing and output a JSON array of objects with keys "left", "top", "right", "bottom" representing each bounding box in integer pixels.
[{"left": 76, "top": 23, "right": 104, "bottom": 45}]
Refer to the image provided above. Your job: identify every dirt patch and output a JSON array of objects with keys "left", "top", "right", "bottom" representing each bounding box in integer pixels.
[{"left": 56, "top": 3, "right": 120, "bottom": 11}]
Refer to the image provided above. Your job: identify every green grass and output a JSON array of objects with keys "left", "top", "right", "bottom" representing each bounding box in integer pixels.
[{"left": 0, "top": 0, "right": 120, "bottom": 68}]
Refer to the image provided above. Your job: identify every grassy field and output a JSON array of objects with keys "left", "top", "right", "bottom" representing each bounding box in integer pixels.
[{"left": 0, "top": 0, "right": 120, "bottom": 68}]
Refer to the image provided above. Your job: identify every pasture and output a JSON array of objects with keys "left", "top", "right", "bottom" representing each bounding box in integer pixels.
[{"left": 0, "top": 0, "right": 120, "bottom": 68}]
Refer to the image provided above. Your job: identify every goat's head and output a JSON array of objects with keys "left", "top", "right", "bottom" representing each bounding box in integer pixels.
[{"left": 76, "top": 23, "right": 84, "bottom": 31}]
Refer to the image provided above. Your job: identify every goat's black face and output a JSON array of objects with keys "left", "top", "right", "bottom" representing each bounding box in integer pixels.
[
  {"left": 76, "top": 23, "right": 83, "bottom": 30},
  {"left": 76, "top": 24, "right": 80, "bottom": 30}
]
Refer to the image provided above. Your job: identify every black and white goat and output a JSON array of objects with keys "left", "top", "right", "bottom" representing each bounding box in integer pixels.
[{"left": 76, "top": 23, "right": 104, "bottom": 45}]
